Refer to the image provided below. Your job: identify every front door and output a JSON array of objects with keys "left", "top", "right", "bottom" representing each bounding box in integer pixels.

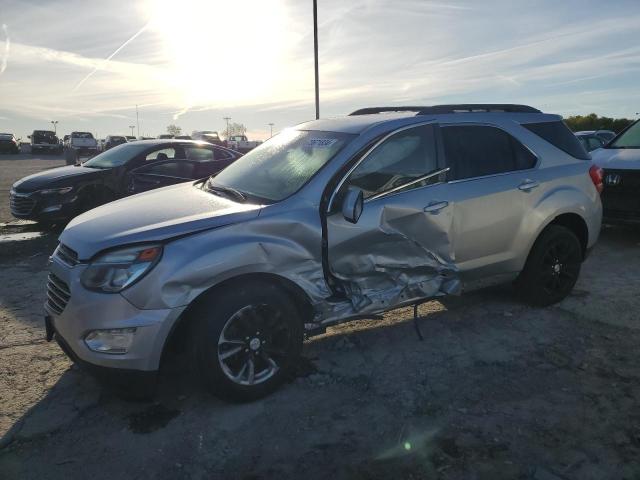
[{"left": 325, "top": 124, "right": 458, "bottom": 315}]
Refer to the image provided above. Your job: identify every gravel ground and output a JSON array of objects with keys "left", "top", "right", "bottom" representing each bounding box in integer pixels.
[{"left": 1, "top": 155, "right": 639, "bottom": 479}]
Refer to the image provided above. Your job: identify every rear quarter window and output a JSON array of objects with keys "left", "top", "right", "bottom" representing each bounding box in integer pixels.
[{"left": 523, "top": 121, "right": 590, "bottom": 160}]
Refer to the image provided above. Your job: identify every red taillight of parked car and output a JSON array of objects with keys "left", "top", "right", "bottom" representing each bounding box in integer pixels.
[{"left": 589, "top": 165, "right": 603, "bottom": 194}]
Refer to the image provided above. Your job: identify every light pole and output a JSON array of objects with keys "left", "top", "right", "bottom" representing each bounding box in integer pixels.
[
  {"left": 313, "top": 0, "right": 319, "bottom": 119},
  {"left": 50, "top": 120, "right": 58, "bottom": 134},
  {"left": 223, "top": 116, "right": 231, "bottom": 138},
  {"left": 268, "top": 123, "right": 274, "bottom": 138},
  {"left": 129, "top": 125, "right": 135, "bottom": 136}
]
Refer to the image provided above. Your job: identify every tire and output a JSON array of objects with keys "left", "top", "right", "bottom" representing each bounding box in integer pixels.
[
  {"left": 190, "top": 281, "right": 303, "bottom": 402},
  {"left": 516, "top": 225, "right": 582, "bottom": 306}
]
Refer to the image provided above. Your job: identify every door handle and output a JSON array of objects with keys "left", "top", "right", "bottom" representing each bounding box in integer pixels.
[
  {"left": 518, "top": 180, "right": 539, "bottom": 192},
  {"left": 424, "top": 200, "right": 449, "bottom": 214}
]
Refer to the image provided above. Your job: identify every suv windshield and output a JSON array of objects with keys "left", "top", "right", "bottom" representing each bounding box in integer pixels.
[
  {"left": 609, "top": 121, "right": 640, "bottom": 148},
  {"left": 83, "top": 142, "right": 150, "bottom": 168},
  {"left": 210, "top": 129, "right": 354, "bottom": 202},
  {"left": 72, "top": 132, "right": 94, "bottom": 139}
]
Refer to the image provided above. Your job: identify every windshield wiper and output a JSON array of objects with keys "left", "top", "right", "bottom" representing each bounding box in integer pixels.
[{"left": 205, "top": 180, "right": 246, "bottom": 202}]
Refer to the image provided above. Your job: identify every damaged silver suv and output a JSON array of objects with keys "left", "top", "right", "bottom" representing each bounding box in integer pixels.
[{"left": 45, "top": 104, "right": 603, "bottom": 401}]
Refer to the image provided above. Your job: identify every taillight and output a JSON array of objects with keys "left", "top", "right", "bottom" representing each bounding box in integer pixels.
[{"left": 589, "top": 165, "right": 603, "bottom": 194}]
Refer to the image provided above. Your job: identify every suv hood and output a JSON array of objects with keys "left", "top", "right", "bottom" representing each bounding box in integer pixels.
[
  {"left": 12, "top": 165, "right": 106, "bottom": 193},
  {"left": 60, "top": 182, "right": 261, "bottom": 260},
  {"left": 591, "top": 148, "right": 640, "bottom": 170}
]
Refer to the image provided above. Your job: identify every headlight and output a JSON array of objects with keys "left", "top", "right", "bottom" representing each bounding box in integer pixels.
[
  {"left": 39, "top": 186, "right": 73, "bottom": 195},
  {"left": 81, "top": 244, "right": 162, "bottom": 292}
]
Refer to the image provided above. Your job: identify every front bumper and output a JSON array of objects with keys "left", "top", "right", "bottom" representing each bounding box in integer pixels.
[
  {"left": 10, "top": 190, "right": 80, "bottom": 222},
  {"left": 47, "top": 316, "right": 158, "bottom": 391},
  {"left": 46, "top": 255, "right": 186, "bottom": 372}
]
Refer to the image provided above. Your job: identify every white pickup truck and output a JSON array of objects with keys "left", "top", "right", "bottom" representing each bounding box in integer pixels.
[
  {"left": 64, "top": 131, "right": 98, "bottom": 165},
  {"left": 225, "top": 135, "right": 261, "bottom": 153}
]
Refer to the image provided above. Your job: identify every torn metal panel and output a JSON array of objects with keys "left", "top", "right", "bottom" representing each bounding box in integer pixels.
[{"left": 322, "top": 197, "right": 460, "bottom": 323}]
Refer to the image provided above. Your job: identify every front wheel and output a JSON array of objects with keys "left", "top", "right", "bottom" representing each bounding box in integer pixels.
[
  {"left": 516, "top": 225, "right": 582, "bottom": 306},
  {"left": 190, "top": 282, "right": 303, "bottom": 402}
]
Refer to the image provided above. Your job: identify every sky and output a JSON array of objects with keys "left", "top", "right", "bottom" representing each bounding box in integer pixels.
[{"left": 1, "top": 0, "right": 639, "bottom": 141}]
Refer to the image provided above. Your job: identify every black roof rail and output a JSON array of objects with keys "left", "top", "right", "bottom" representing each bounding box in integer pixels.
[
  {"left": 349, "top": 106, "right": 430, "bottom": 116},
  {"left": 416, "top": 104, "right": 541, "bottom": 114}
]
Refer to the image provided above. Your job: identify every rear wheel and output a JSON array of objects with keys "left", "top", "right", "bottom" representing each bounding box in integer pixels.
[
  {"left": 190, "top": 282, "right": 303, "bottom": 402},
  {"left": 516, "top": 225, "right": 582, "bottom": 306}
]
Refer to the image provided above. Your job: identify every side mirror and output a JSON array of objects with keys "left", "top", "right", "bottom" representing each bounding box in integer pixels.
[
  {"left": 342, "top": 186, "right": 364, "bottom": 224},
  {"left": 27, "top": 135, "right": 31, "bottom": 139}
]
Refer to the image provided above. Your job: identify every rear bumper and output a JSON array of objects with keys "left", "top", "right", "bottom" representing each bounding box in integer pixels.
[{"left": 32, "top": 144, "right": 61, "bottom": 151}]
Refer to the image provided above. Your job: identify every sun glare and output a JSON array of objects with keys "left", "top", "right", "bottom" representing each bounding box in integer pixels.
[{"left": 147, "top": 0, "right": 290, "bottom": 111}]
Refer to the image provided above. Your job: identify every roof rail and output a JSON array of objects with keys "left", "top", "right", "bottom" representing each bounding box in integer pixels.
[
  {"left": 349, "top": 104, "right": 541, "bottom": 116},
  {"left": 349, "top": 106, "right": 429, "bottom": 116},
  {"left": 416, "top": 104, "right": 541, "bottom": 114}
]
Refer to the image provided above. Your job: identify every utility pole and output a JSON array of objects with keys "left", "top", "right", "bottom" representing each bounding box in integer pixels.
[
  {"left": 268, "top": 123, "right": 274, "bottom": 138},
  {"left": 50, "top": 120, "right": 58, "bottom": 134},
  {"left": 136, "top": 105, "right": 140, "bottom": 138},
  {"left": 313, "top": 0, "right": 320, "bottom": 119},
  {"left": 223, "top": 116, "right": 231, "bottom": 138},
  {"left": 129, "top": 125, "right": 135, "bottom": 136}
]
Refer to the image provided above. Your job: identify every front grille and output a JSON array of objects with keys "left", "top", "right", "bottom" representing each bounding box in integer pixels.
[
  {"left": 601, "top": 169, "right": 640, "bottom": 216},
  {"left": 9, "top": 191, "right": 36, "bottom": 216},
  {"left": 54, "top": 243, "right": 79, "bottom": 267},
  {"left": 45, "top": 274, "right": 71, "bottom": 315}
]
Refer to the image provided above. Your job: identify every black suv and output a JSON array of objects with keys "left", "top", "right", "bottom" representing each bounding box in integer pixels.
[{"left": 10, "top": 140, "right": 241, "bottom": 225}]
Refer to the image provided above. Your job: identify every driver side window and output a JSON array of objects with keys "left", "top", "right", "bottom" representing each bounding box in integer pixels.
[{"left": 347, "top": 125, "right": 438, "bottom": 199}]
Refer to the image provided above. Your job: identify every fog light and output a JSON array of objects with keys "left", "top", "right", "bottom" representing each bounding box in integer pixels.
[{"left": 84, "top": 328, "right": 136, "bottom": 354}]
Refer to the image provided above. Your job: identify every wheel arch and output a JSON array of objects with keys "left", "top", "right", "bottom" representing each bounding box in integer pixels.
[
  {"left": 159, "top": 272, "right": 314, "bottom": 365},
  {"left": 548, "top": 212, "right": 589, "bottom": 258}
]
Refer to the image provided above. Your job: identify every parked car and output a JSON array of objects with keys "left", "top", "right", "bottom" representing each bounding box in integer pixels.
[
  {"left": 30, "top": 130, "right": 61, "bottom": 154},
  {"left": 104, "top": 135, "right": 128, "bottom": 150},
  {"left": 64, "top": 132, "right": 98, "bottom": 164},
  {"left": 125, "top": 136, "right": 137, "bottom": 142},
  {"left": 174, "top": 135, "right": 192, "bottom": 140},
  {"left": 10, "top": 140, "right": 241, "bottom": 225},
  {"left": 575, "top": 132, "right": 605, "bottom": 152},
  {"left": 591, "top": 119, "right": 640, "bottom": 224},
  {"left": 0, "top": 133, "right": 20, "bottom": 153},
  {"left": 192, "top": 130, "right": 224, "bottom": 145},
  {"left": 44, "top": 104, "right": 602, "bottom": 401},
  {"left": 225, "top": 134, "right": 262, "bottom": 153},
  {"left": 158, "top": 134, "right": 174, "bottom": 139},
  {"left": 594, "top": 130, "right": 616, "bottom": 142}
]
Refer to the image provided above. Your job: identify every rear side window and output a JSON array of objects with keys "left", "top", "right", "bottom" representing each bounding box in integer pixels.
[
  {"left": 442, "top": 125, "right": 536, "bottom": 180},
  {"left": 523, "top": 121, "right": 590, "bottom": 160}
]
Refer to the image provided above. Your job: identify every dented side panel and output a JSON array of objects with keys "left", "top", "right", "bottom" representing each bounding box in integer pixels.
[{"left": 324, "top": 182, "right": 460, "bottom": 322}]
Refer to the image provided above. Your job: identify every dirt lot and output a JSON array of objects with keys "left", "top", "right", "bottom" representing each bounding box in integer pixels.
[{"left": 1, "top": 154, "right": 639, "bottom": 479}]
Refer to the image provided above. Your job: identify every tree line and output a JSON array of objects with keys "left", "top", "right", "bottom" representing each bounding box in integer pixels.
[{"left": 564, "top": 113, "right": 635, "bottom": 133}]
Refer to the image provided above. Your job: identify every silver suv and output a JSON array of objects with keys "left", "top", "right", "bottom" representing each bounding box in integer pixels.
[{"left": 45, "top": 104, "right": 603, "bottom": 401}]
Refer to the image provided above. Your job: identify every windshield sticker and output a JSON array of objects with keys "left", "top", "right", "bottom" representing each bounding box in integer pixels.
[{"left": 307, "top": 138, "right": 338, "bottom": 148}]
